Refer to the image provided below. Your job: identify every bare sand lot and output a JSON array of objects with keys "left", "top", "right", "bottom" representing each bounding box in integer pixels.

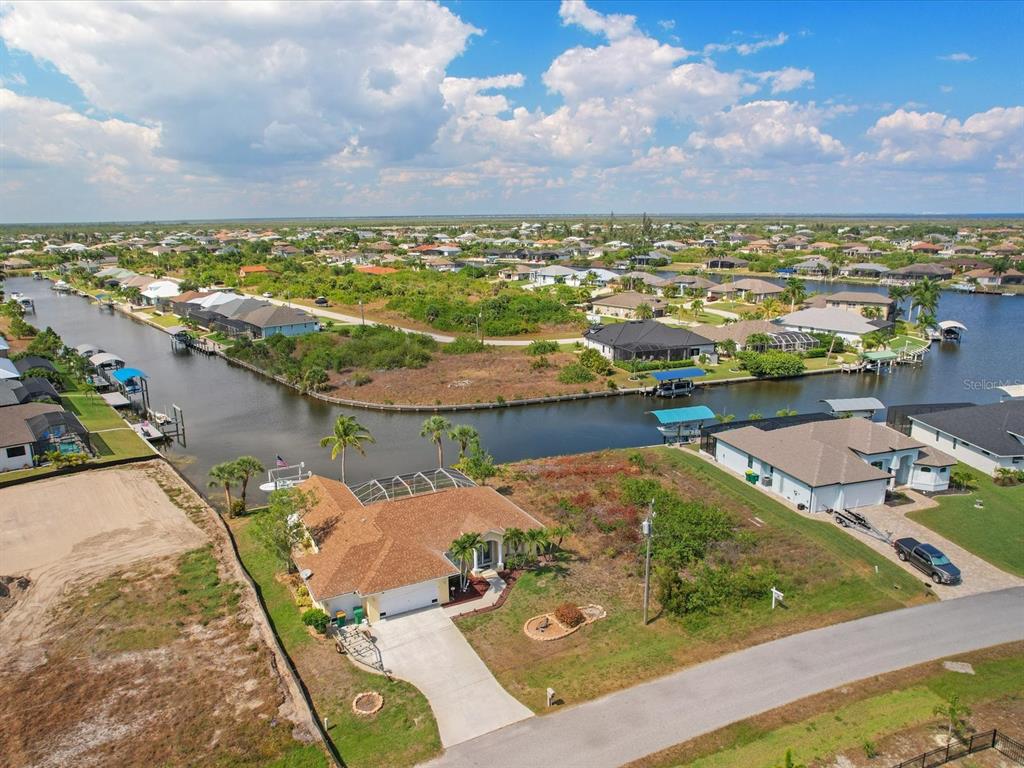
[
  {"left": 0, "top": 464, "right": 206, "bottom": 666},
  {"left": 0, "top": 462, "right": 322, "bottom": 767}
]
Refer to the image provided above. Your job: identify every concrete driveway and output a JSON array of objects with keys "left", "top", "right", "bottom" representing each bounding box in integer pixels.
[{"left": 371, "top": 607, "right": 532, "bottom": 747}]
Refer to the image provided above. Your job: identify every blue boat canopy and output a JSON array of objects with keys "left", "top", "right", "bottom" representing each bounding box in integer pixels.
[
  {"left": 111, "top": 367, "right": 146, "bottom": 383},
  {"left": 651, "top": 405, "right": 716, "bottom": 425},
  {"left": 651, "top": 367, "right": 705, "bottom": 382}
]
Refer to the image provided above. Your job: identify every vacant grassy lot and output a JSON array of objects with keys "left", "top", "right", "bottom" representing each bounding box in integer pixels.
[
  {"left": 458, "top": 448, "right": 930, "bottom": 711},
  {"left": 909, "top": 464, "right": 1024, "bottom": 578},
  {"left": 0, "top": 546, "right": 324, "bottom": 768},
  {"left": 233, "top": 516, "right": 441, "bottom": 768},
  {"left": 630, "top": 642, "right": 1024, "bottom": 768}
]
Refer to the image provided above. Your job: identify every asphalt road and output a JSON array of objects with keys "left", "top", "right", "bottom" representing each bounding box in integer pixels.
[{"left": 424, "top": 588, "right": 1024, "bottom": 768}]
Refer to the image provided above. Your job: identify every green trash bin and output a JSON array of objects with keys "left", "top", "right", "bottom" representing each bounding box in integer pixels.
[
  {"left": 335, "top": 610, "right": 346, "bottom": 627},
  {"left": 353, "top": 606, "right": 365, "bottom": 625}
]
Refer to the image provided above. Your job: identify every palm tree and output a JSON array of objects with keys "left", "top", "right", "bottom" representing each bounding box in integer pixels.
[
  {"left": 782, "top": 277, "right": 807, "bottom": 311},
  {"left": 233, "top": 455, "right": 265, "bottom": 510},
  {"left": 549, "top": 524, "right": 572, "bottom": 548},
  {"left": 421, "top": 415, "right": 452, "bottom": 468},
  {"left": 502, "top": 527, "right": 527, "bottom": 558},
  {"left": 888, "top": 284, "right": 909, "bottom": 319},
  {"left": 635, "top": 303, "right": 654, "bottom": 320},
  {"left": 747, "top": 411, "right": 763, "bottom": 420},
  {"left": 690, "top": 298, "right": 705, "bottom": 316},
  {"left": 320, "top": 414, "right": 375, "bottom": 484},
  {"left": 524, "top": 527, "right": 551, "bottom": 561},
  {"left": 449, "top": 532, "right": 483, "bottom": 591},
  {"left": 912, "top": 278, "right": 940, "bottom": 321},
  {"left": 715, "top": 412, "right": 736, "bottom": 423},
  {"left": 448, "top": 424, "right": 480, "bottom": 460},
  {"left": 208, "top": 461, "right": 241, "bottom": 513},
  {"left": 760, "top": 297, "right": 782, "bottom": 319},
  {"left": 776, "top": 407, "right": 798, "bottom": 417}
]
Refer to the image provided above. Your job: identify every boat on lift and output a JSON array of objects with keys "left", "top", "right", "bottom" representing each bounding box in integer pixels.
[
  {"left": 259, "top": 461, "right": 312, "bottom": 493},
  {"left": 52, "top": 279, "right": 72, "bottom": 292}
]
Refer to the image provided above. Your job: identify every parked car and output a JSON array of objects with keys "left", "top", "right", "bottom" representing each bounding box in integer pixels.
[
  {"left": 893, "top": 538, "right": 962, "bottom": 585},
  {"left": 314, "top": 296, "right": 329, "bottom": 306},
  {"left": 262, "top": 291, "right": 273, "bottom": 298}
]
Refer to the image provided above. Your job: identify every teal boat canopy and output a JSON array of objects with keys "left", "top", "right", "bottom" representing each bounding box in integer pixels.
[
  {"left": 651, "top": 405, "right": 716, "bottom": 425},
  {"left": 651, "top": 367, "right": 705, "bottom": 382}
]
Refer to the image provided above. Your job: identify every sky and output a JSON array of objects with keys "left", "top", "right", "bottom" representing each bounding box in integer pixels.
[{"left": 0, "top": 0, "right": 1022, "bottom": 223}]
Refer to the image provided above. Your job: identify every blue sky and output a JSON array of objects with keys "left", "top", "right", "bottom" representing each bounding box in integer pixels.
[{"left": 1, "top": 0, "right": 1021, "bottom": 222}]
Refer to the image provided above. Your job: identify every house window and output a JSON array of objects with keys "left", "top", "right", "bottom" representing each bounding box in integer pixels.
[
  {"left": 6, "top": 445, "right": 27, "bottom": 458},
  {"left": 747, "top": 455, "right": 754, "bottom": 469},
  {"left": 871, "top": 460, "right": 884, "bottom": 469},
  {"left": 920, "top": 466, "right": 931, "bottom": 473}
]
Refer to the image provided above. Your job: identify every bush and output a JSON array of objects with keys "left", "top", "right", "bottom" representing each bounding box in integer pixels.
[
  {"left": 553, "top": 602, "right": 585, "bottom": 628},
  {"left": 530, "top": 356, "right": 552, "bottom": 371},
  {"left": 949, "top": 466, "right": 977, "bottom": 491},
  {"left": 444, "top": 336, "right": 487, "bottom": 354},
  {"left": 526, "top": 339, "right": 559, "bottom": 355},
  {"left": 301, "top": 608, "right": 330, "bottom": 634},
  {"left": 557, "top": 362, "right": 596, "bottom": 384},
  {"left": 738, "top": 351, "right": 805, "bottom": 378},
  {"left": 350, "top": 372, "right": 373, "bottom": 386},
  {"left": 578, "top": 347, "right": 611, "bottom": 374}
]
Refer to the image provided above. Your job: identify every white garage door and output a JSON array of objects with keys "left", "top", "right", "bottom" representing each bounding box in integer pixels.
[{"left": 378, "top": 580, "right": 439, "bottom": 619}]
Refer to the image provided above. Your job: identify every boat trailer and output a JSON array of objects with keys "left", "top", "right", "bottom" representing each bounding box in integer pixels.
[{"left": 832, "top": 508, "right": 892, "bottom": 543}]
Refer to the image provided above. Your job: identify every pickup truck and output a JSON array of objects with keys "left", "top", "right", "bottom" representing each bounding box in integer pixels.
[{"left": 893, "top": 538, "right": 962, "bottom": 585}]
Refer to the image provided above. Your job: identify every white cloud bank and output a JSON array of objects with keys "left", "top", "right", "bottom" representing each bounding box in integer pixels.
[{"left": 0, "top": 0, "right": 1020, "bottom": 219}]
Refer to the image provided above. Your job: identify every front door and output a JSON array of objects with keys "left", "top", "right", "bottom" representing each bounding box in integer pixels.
[{"left": 477, "top": 541, "right": 494, "bottom": 568}]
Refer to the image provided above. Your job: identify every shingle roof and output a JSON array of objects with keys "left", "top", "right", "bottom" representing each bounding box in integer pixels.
[
  {"left": 910, "top": 401, "right": 1024, "bottom": 457},
  {"left": 715, "top": 418, "right": 923, "bottom": 487},
  {"left": 0, "top": 402, "right": 64, "bottom": 448},
  {"left": 824, "top": 291, "right": 895, "bottom": 305},
  {"left": 584, "top": 319, "right": 713, "bottom": 351},
  {"left": 776, "top": 307, "right": 886, "bottom": 336},
  {"left": 293, "top": 476, "right": 543, "bottom": 600},
  {"left": 731, "top": 278, "right": 784, "bottom": 294},
  {"left": 236, "top": 304, "right": 315, "bottom": 329},
  {"left": 591, "top": 291, "right": 667, "bottom": 310}
]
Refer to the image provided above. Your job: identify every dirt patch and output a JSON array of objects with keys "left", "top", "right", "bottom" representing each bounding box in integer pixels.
[
  {"left": 0, "top": 461, "right": 321, "bottom": 767},
  {"left": 327, "top": 347, "right": 612, "bottom": 405},
  {"left": 0, "top": 575, "right": 31, "bottom": 615}
]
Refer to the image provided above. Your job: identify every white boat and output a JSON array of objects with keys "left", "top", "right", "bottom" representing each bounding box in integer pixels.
[
  {"left": 52, "top": 280, "right": 71, "bottom": 292},
  {"left": 259, "top": 462, "right": 312, "bottom": 493},
  {"left": 949, "top": 283, "right": 976, "bottom": 293},
  {"left": 1003, "top": 292, "right": 1017, "bottom": 297}
]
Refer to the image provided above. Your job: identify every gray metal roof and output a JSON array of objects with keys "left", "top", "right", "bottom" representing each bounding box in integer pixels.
[{"left": 910, "top": 401, "right": 1024, "bottom": 457}]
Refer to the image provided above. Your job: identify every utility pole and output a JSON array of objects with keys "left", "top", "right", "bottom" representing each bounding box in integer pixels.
[
  {"left": 641, "top": 498, "right": 655, "bottom": 625},
  {"left": 359, "top": 299, "right": 365, "bottom": 325}
]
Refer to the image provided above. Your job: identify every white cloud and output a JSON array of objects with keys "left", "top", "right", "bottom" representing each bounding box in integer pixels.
[
  {"left": 687, "top": 101, "right": 845, "bottom": 163},
  {"left": 705, "top": 32, "right": 788, "bottom": 56},
  {"left": 0, "top": 1, "right": 479, "bottom": 173},
  {"left": 938, "top": 52, "right": 976, "bottom": 62},
  {"left": 863, "top": 106, "right": 1024, "bottom": 169},
  {"left": 558, "top": 0, "right": 637, "bottom": 41},
  {"left": 754, "top": 67, "right": 815, "bottom": 94},
  {"left": 940, "top": 85, "right": 954, "bottom": 93},
  {"left": 657, "top": 19, "right": 676, "bottom": 31}
]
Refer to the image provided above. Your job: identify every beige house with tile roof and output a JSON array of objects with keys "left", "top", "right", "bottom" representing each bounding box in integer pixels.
[{"left": 293, "top": 474, "right": 543, "bottom": 622}]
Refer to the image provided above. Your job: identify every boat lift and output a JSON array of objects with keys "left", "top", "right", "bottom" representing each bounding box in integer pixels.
[
  {"left": 259, "top": 462, "right": 312, "bottom": 493},
  {"left": 646, "top": 367, "right": 706, "bottom": 398},
  {"left": 650, "top": 404, "right": 716, "bottom": 443}
]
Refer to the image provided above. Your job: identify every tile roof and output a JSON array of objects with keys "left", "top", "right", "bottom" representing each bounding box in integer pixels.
[
  {"left": 293, "top": 476, "right": 543, "bottom": 600},
  {"left": 715, "top": 418, "right": 923, "bottom": 487},
  {"left": 591, "top": 291, "right": 667, "bottom": 310},
  {"left": 824, "top": 291, "right": 895, "bottom": 305}
]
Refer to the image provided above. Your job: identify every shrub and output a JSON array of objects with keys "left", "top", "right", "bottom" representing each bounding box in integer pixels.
[
  {"left": 606, "top": 378, "right": 618, "bottom": 390},
  {"left": 949, "top": 466, "right": 977, "bottom": 491},
  {"left": 350, "top": 373, "right": 373, "bottom": 386},
  {"left": 531, "top": 355, "right": 553, "bottom": 371},
  {"left": 578, "top": 347, "right": 611, "bottom": 374},
  {"left": 301, "top": 608, "right": 330, "bottom": 634},
  {"left": 526, "top": 339, "right": 559, "bottom": 355},
  {"left": 863, "top": 740, "right": 878, "bottom": 759},
  {"left": 557, "top": 362, "right": 596, "bottom": 384},
  {"left": 444, "top": 336, "right": 487, "bottom": 354},
  {"left": 553, "top": 602, "right": 585, "bottom": 628},
  {"left": 738, "top": 351, "right": 805, "bottom": 378}
]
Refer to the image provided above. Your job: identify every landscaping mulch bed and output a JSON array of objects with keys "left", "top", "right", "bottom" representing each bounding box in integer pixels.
[
  {"left": 445, "top": 577, "right": 490, "bottom": 607},
  {"left": 352, "top": 691, "right": 384, "bottom": 717}
]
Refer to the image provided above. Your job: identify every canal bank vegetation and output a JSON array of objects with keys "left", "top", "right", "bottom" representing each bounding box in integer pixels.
[
  {"left": 223, "top": 326, "right": 637, "bottom": 406},
  {"left": 457, "top": 447, "right": 930, "bottom": 711},
  {"left": 626, "top": 642, "right": 1024, "bottom": 768}
]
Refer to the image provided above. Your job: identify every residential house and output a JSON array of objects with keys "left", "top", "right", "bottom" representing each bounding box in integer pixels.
[
  {"left": 531, "top": 265, "right": 581, "bottom": 286},
  {"left": 908, "top": 401, "right": 1024, "bottom": 475},
  {"left": 775, "top": 307, "right": 890, "bottom": 345},
  {"left": 238, "top": 265, "right": 275, "bottom": 279},
  {"left": 0, "top": 378, "right": 60, "bottom": 406},
  {"left": 498, "top": 265, "right": 535, "bottom": 282},
  {"left": 887, "top": 263, "right": 954, "bottom": 282},
  {"left": 583, "top": 320, "right": 716, "bottom": 363},
  {"left": 0, "top": 402, "right": 90, "bottom": 472},
  {"left": 237, "top": 304, "right": 320, "bottom": 339},
  {"left": 293, "top": 473, "right": 543, "bottom": 622},
  {"left": 839, "top": 263, "right": 891, "bottom": 278},
  {"left": 792, "top": 257, "right": 834, "bottom": 276},
  {"left": 699, "top": 320, "right": 818, "bottom": 352},
  {"left": 961, "top": 267, "right": 1024, "bottom": 287},
  {"left": 729, "top": 278, "right": 784, "bottom": 304},
  {"left": 140, "top": 279, "right": 182, "bottom": 306},
  {"left": 910, "top": 241, "right": 942, "bottom": 255},
  {"left": 820, "top": 291, "right": 896, "bottom": 320},
  {"left": 705, "top": 256, "right": 748, "bottom": 270},
  {"left": 705, "top": 417, "right": 953, "bottom": 511},
  {"left": 616, "top": 271, "right": 671, "bottom": 294},
  {"left": 590, "top": 291, "right": 668, "bottom": 320},
  {"left": 0, "top": 358, "right": 21, "bottom": 380}
]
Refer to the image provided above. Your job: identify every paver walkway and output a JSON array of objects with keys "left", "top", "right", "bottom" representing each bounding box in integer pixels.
[
  {"left": 424, "top": 588, "right": 1024, "bottom": 768},
  {"left": 371, "top": 607, "right": 531, "bottom": 747}
]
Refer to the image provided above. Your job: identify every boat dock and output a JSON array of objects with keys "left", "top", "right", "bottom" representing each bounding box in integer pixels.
[{"left": 170, "top": 327, "right": 217, "bottom": 356}]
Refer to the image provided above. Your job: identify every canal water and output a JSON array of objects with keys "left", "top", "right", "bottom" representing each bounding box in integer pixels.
[{"left": 8, "top": 276, "right": 1023, "bottom": 499}]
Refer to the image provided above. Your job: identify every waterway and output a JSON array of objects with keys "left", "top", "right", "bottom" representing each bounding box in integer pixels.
[{"left": 8, "top": 276, "right": 1023, "bottom": 499}]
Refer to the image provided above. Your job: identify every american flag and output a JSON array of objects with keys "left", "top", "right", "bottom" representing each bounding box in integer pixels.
[{"left": 275, "top": 455, "right": 287, "bottom": 468}]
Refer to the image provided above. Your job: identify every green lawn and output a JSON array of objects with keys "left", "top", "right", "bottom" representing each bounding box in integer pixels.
[
  {"left": 233, "top": 517, "right": 441, "bottom": 768},
  {"left": 909, "top": 464, "right": 1024, "bottom": 577},
  {"left": 650, "top": 651, "right": 1024, "bottom": 768},
  {"left": 459, "top": 448, "right": 929, "bottom": 711},
  {"left": 145, "top": 311, "right": 185, "bottom": 328}
]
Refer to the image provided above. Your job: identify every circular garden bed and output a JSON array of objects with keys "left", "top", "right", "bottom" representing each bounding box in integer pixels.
[
  {"left": 523, "top": 603, "right": 606, "bottom": 642},
  {"left": 351, "top": 691, "right": 384, "bottom": 716}
]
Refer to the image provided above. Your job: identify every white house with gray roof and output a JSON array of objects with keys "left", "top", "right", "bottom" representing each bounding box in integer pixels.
[
  {"left": 708, "top": 418, "right": 954, "bottom": 511},
  {"left": 908, "top": 401, "right": 1024, "bottom": 475}
]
